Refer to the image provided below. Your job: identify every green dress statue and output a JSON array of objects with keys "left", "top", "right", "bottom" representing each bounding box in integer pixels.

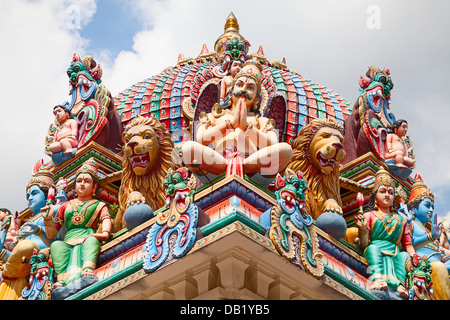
[
  {"left": 362, "top": 210, "right": 411, "bottom": 290},
  {"left": 42, "top": 158, "right": 112, "bottom": 288},
  {"left": 50, "top": 199, "right": 109, "bottom": 285},
  {"left": 354, "top": 167, "right": 416, "bottom": 298}
]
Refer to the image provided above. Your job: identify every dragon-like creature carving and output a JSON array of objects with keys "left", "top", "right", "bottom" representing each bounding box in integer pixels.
[
  {"left": 269, "top": 168, "right": 324, "bottom": 278},
  {"left": 44, "top": 53, "right": 122, "bottom": 164},
  {"left": 143, "top": 167, "right": 199, "bottom": 273},
  {"left": 405, "top": 254, "right": 434, "bottom": 300},
  {"left": 342, "top": 66, "right": 397, "bottom": 164}
]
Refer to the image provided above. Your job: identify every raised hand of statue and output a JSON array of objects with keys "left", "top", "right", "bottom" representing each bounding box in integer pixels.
[
  {"left": 231, "top": 97, "right": 248, "bottom": 130},
  {"left": 17, "top": 223, "right": 41, "bottom": 239},
  {"left": 40, "top": 204, "right": 54, "bottom": 221},
  {"left": 354, "top": 214, "right": 367, "bottom": 231},
  {"left": 430, "top": 210, "right": 441, "bottom": 240}
]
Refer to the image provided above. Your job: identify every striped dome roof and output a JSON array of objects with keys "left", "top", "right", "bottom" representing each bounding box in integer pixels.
[
  {"left": 114, "top": 61, "right": 352, "bottom": 145},
  {"left": 113, "top": 13, "right": 352, "bottom": 146}
]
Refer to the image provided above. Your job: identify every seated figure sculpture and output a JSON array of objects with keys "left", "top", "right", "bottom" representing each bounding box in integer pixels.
[
  {"left": 48, "top": 105, "right": 78, "bottom": 156},
  {"left": 385, "top": 119, "right": 415, "bottom": 169},
  {"left": 354, "top": 167, "right": 418, "bottom": 298},
  {"left": 440, "top": 219, "right": 450, "bottom": 253},
  {"left": 181, "top": 60, "right": 293, "bottom": 177},
  {"left": 42, "top": 158, "right": 112, "bottom": 291}
]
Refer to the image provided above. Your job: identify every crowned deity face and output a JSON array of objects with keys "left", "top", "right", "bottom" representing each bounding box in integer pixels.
[
  {"left": 375, "top": 185, "right": 395, "bottom": 211},
  {"left": 75, "top": 173, "right": 97, "bottom": 199},
  {"left": 26, "top": 185, "right": 47, "bottom": 214},
  {"left": 413, "top": 197, "right": 434, "bottom": 225},
  {"left": 231, "top": 75, "right": 260, "bottom": 109}
]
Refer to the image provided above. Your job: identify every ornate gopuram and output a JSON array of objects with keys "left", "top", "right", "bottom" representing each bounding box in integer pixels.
[{"left": 1, "top": 13, "right": 446, "bottom": 303}]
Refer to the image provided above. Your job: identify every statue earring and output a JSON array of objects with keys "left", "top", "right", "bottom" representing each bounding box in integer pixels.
[{"left": 374, "top": 200, "right": 378, "bottom": 210}]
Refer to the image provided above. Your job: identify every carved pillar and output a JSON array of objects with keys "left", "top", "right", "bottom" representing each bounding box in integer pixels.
[
  {"left": 244, "top": 260, "right": 275, "bottom": 299},
  {"left": 215, "top": 251, "right": 250, "bottom": 297},
  {"left": 168, "top": 271, "right": 198, "bottom": 300},
  {"left": 145, "top": 282, "right": 175, "bottom": 300},
  {"left": 267, "top": 276, "right": 296, "bottom": 300}
]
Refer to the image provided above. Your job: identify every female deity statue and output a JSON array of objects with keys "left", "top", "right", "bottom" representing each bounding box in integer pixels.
[
  {"left": 354, "top": 167, "right": 417, "bottom": 298},
  {"left": 42, "top": 158, "right": 112, "bottom": 288}
]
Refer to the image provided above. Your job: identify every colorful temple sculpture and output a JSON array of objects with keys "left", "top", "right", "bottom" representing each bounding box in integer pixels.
[{"left": 1, "top": 12, "right": 447, "bottom": 301}]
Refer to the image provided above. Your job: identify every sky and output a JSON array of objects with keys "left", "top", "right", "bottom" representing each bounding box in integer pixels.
[{"left": 1, "top": 0, "right": 449, "bottom": 222}]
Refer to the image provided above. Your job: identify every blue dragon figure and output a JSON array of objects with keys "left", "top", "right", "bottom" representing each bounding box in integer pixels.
[
  {"left": 143, "top": 167, "right": 199, "bottom": 273},
  {"left": 269, "top": 168, "right": 324, "bottom": 278}
]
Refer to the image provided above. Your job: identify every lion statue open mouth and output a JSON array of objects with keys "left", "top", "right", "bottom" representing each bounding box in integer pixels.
[
  {"left": 115, "top": 115, "right": 176, "bottom": 231},
  {"left": 287, "top": 118, "right": 346, "bottom": 220}
]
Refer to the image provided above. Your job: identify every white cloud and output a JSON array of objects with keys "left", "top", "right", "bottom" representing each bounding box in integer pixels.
[
  {"left": 441, "top": 211, "right": 450, "bottom": 224},
  {"left": 0, "top": 0, "right": 96, "bottom": 211}
]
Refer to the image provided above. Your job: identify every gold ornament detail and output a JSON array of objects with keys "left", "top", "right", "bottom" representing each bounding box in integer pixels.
[
  {"left": 70, "top": 199, "right": 97, "bottom": 226},
  {"left": 26, "top": 170, "right": 56, "bottom": 191},
  {"left": 372, "top": 210, "right": 399, "bottom": 235},
  {"left": 408, "top": 180, "right": 434, "bottom": 204},
  {"left": 75, "top": 158, "right": 100, "bottom": 180},
  {"left": 372, "top": 167, "right": 396, "bottom": 192}
]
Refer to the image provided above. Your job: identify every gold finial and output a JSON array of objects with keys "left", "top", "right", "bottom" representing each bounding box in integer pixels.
[
  {"left": 214, "top": 12, "right": 246, "bottom": 54},
  {"left": 224, "top": 12, "right": 239, "bottom": 34}
]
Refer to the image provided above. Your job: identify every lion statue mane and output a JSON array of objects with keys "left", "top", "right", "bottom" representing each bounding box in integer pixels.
[
  {"left": 286, "top": 118, "right": 346, "bottom": 220},
  {"left": 115, "top": 115, "right": 175, "bottom": 231}
]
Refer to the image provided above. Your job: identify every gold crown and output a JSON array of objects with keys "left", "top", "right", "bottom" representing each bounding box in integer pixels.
[
  {"left": 408, "top": 180, "right": 434, "bottom": 204},
  {"left": 372, "top": 167, "right": 396, "bottom": 192},
  {"left": 233, "top": 59, "right": 262, "bottom": 88},
  {"left": 26, "top": 170, "right": 56, "bottom": 191},
  {"left": 75, "top": 158, "right": 100, "bottom": 180}
]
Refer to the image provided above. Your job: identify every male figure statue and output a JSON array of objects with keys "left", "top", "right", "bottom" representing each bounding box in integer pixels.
[
  {"left": 48, "top": 105, "right": 78, "bottom": 156},
  {"left": 385, "top": 119, "right": 415, "bottom": 169},
  {"left": 182, "top": 60, "right": 292, "bottom": 177}
]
